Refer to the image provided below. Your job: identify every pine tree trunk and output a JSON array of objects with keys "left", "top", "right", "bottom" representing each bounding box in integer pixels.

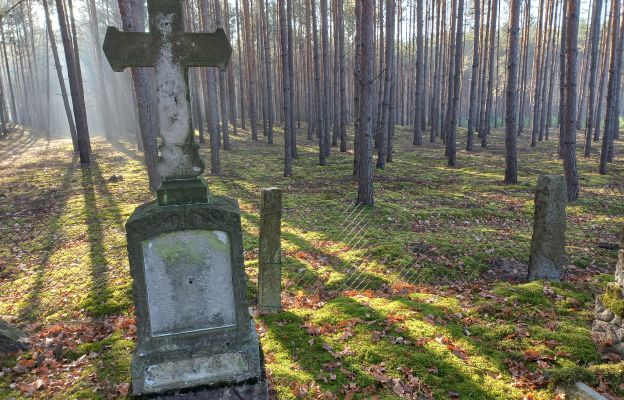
[
  {"left": 412, "top": 0, "right": 424, "bottom": 145},
  {"left": 278, "top": 0, "right": 292, "bottom": 176},
  {"left": 353, "top": 0, "right": 362, "bottom": 176},
  {"left": 466, "top": 0, "right": 480, "bottom": 151},
  {"left": 377, "top": 0, "right": 395, "bottom": 169},
  {"left": 0, "top": 24, "right": 16, "bottom": 123},
  {"left": 286, "top": 0, "right": 297, "bottom": 157},
  {"left": 56, "top": 0, "right": 91, "bottom": 165},
  {"left": 42, "top": 0, "right": 78, "bottom": 152},
  {"left": 311, "top": 0, "right": 325, "bottom": 166},
  {"left": 87, "top": 0, "right": 112, "bottom": 139},
  {"left": 482, "top": 0, "right": 497, "bottom": 147},
  {"left": 214, "top": 0, "right": 230, "bottom": 150},
  {"left": 562, "top": 0, "right": 580, "bottom": 200},
  {"left": 357, "top": 0, "right": 375, "bottom": 206},
  {"left": 505, "top": 0, "right": 520, "bottom": 183},
  {"left": 447, "top": 0, "right": 463, "bottom": 166},
  {"left": 517, "top": 0, "right": 531, "bottom": 136},
  {"left": 600, "top": 0, "right": 623, "bottom": 172},
  {"left": 242, "top": 0, "right": 258, "bottom": 140},
  {"left": 320, "top": 0, "right": 331, "bottom": 157},
  {"left": 117, "top": 0, "right": 160, "bottom": 191},
  {"left": 337, "top": 0, "right": 347, "bottom": 152},
  {"left": 584, "top": 0, "right": 603, "bottom": 156}
]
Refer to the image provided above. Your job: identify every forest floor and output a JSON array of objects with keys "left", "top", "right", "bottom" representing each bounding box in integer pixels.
[{"left": 0, "top": 122, "right": 623, "bottom": 399}]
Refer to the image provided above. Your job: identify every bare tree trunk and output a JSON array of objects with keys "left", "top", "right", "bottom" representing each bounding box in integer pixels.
[
  {"left": 200, "top": 0, "right": 221, "bottom": 175},
  {"left": 42, "top": 0, "right": 78, "bottom": 152},
  {"left": 278, "top": 0, "right": 292, "bottom": 176},
  {"left": 447, "top": 0, "right": 463, "bottom": 165},
  {"left": 286, "top": 0, "right": 297, "bottom": 157},
  {"left": 505, "top": 0, "right": 520, "bottom": 183},
  {"left": 518, "top": 0, "right": 531, "bottom": 136},
  {"left": 357, "top": 0, "right": 375, "bottom": 206},
  {"left": 56, "top": 0, "right": 91, "bottom": 165},
  {"left": 311, "top": 0, "right": 325, "bottom": 166},
  {"left": 377, "top": 0, "right": 395, "bottom": 169},
  {"left": 0, "top": 24, "right": 16, "bottom": 123},
  {"left": 482, "top": 0, "right": 497, "bottom": 147},
  {"left": 117, "top": 0, "right": 160, "bottom": 190},
  {"left": 353, "top": 0, "right": 362, "bottom": 176},
  {"left": 600, "top": 0, "right": 623, "bottom": 173},
  {"left": 214, "top": 0, "right": 230, "bottom": 150},
  {"left": 242, "top": 0, "right": 258, "bottom": 140},
  {"left": 320, "top": 0, "right": 331, "bottom": 157},
  {"left": 584, "top": 0, "right": 603, "bottom": 156},
  {"left": 235, "top": 0, "right": 246, "bottom": 130},
  {"left": 412, "top": 0, "right": 424, "bottom": 145},
  {"left": 466, "top": 0, "right": 480, "bottom": 151},
  {"left": 563, "top": 0, "right": 580, "bottom": 200},
  {"left": 530, "top": 0, "right": 546, "bottom": 147},
  {"left": 87, "top": 0, "right": 112, "bottom": 139},
  {"left": 558, "top": 0, "right": 568, "bottom": 157},
  {"left": 337, "top": 0, "right": 347, "bottom": 152}
]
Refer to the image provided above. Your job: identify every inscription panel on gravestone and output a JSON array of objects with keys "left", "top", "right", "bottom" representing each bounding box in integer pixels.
[{"left": 142, "top": 230, "right": 236, "bottom": 336}]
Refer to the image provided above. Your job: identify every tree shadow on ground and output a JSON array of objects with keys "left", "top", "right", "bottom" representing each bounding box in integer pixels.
[
  {"left": 17, "top": 156, "right": 77, "bottom": 323},
  {"left": 0, "top": 129, "right": 39, "bottom": 160},
  {"left": 263, "top": 295, "right": 506, "bottom": 399},
  {"left": 109, "top": 138, "right": 145, "bottom": 164},
  {"left": 79, "top": 162, "right": 130, "bottom": 317}
]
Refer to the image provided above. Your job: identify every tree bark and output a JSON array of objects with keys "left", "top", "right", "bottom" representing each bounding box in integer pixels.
[
  {"left": 562, "top": 0, "right": 581, "bottom": 200},
  {"left": 42, "top": 0, "right": 78, "bottom": 152},
  {"left": 466, "top": 0, "right": 480, "bottom": 151},
  {"left": 117, "top": 0, "right": 160, "bottom": 190},
  {"left": 377, "top": 0, "right": 395, "bottom": 169},
  {"left": 584, "top": 0, "right": 603, "bottom": 156},
  {"left": 505, "top": 0, "right": 520, "bottom": 184},
  {"left": 413, "top": 0, "right": 424, "bottom": 145},
  {"left": 278, "top": 0, "right": 292, "bottom": 176},
  {"left": 357, "top": 0, "right": 375, "bottom": 206},
  {"left": 447, "top": 0, "right": 463, "bottom": 166},
  {"left": 482, "top": 0, "right": 497, "bottom": 147},
  {"left": 56, "top": 0, "right": 91, "bottom": 165}
]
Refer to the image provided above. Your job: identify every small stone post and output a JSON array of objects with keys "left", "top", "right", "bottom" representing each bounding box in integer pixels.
[
  {"left": 258, "top": 188, "right": 283, "bottom": 313},
  {"left": 528, "top": 175, "right": 567, "bottom": 281}
]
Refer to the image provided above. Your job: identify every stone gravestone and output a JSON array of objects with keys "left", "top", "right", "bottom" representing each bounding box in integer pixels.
[
  {"left": 592, "top": 234, "right": 624, "bottom": 357},
  {"left": 258, "top": 188, "right": 283, "bottom": 313},
  {"left": 527, "top": 175, "right": 567, "bottom": 281},
  {"left": 103, "top": 1, "right": 267, "bottom": 398}
]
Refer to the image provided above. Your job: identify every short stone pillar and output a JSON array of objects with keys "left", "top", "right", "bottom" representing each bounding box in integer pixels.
[
  {"left": 528, "top": 175, "right": 567, "bottom": 281},
  {"left": 592, "top": 235, "right": 624, "bottom": 356},
  {"left": 258, "top": 188, "right": 282, "bottom": 313}
]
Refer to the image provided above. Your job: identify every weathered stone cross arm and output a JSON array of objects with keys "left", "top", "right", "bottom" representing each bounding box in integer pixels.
[
  {"left": 102, "top": 0, "right": 232, "bottom": 206},
  {"left": 103, "top": 28, "right": 232, "bottom": 72}
]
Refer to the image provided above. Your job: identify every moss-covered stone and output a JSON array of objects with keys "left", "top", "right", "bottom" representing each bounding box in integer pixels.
[{"left": 602, "top": 283, "right": 624, "bottom": 318}]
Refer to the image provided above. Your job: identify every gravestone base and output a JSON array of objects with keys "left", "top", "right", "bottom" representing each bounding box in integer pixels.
[
  {"left": 148, "top": 378, "right": 269, "bottom": 399},
  {"left": 126, "top": 197, "right": 266, "bottom": 397}
]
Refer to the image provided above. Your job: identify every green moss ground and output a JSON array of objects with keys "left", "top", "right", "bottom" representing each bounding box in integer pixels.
[{"left": 0, "top": 124, "right": 622, "bottom": 399}]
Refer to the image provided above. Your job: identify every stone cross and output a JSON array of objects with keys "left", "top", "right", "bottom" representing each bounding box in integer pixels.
[{"left": 103, "top": 0, "right": 232, "bottom": 205}]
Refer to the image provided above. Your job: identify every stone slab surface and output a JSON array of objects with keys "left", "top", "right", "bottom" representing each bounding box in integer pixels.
[{"left": 142, "top": 229, "right": 236, "bottom": 336}]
